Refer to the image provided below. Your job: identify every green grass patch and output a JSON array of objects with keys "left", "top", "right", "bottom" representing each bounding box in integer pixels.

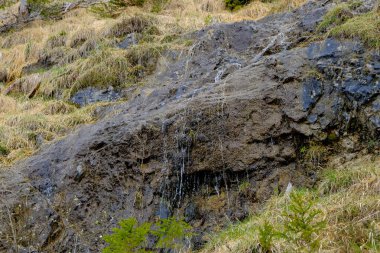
[
  {"left": 317, "top": 4, "right": 353, "bottom": 32},
  {"left": 330, "top": 11, "right": 380, "bottom": 49},
  {"left": 317, "top": 4, "right": 380, "bottom": 50},
  {"left": 0, "top": 143, "right": 9, "bottom": 156}
]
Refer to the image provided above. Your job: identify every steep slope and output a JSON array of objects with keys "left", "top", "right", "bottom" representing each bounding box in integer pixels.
[{"left": 0, "top": 0, "right": 379, "bottom": 252}]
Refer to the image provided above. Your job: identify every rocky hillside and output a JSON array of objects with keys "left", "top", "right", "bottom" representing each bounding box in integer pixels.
[{"left": 0, "top": 0, "right": 379, "bottom": 252}]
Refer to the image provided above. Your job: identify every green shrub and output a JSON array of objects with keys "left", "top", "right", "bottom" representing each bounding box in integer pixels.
[
  {"left": 152, "top": 217, "right": 192, "bottom": 251},
  {"left": 130, "top": 0, "right": 145, "bottom": 6},
  {"left": 27, "top": 0, "right": 50, "bottom": 12},
  {"left": 300, "top": 142, "right": 328, "bottom": 169},
  {"left": 280, "top": 191, "right": 326, "bottom": 250},
  {"left": 204, "top": 14, "right": 213, "bottom": 25},
  {"left": 151, "top": 0, "right": 169, "bottom": 13},
  {"left": 102, "top": 217, "right": 192, "bottom": 253},
  {"left": 0, "top": 143, "right": 9, "bottom": 156},
  {"left": 225, "top": 0, "right": 250, "bottom": 11},
  {"left": 90, "top": 0, "right": 146, "bottom": 18},
  {"left": 103, "top": 217, "right": 151, "bottom": 253},
  {"left": 238, "top": 181, "right": 250, "bottom": 193},
  {"left": 0, "top": 0, "right": 16, "bottom": 9},
  {"left": 254, "top": 191, "right": 326, "bottom": 252},
  {"left": 91, "top": 0, "right": 130, "bottom": 18},
  {"left": 258, "top": 220, "right": 277, "bottom": 252},
  {"left": 40, "top": 2, "right": 63, "bottom": 20},
  {"left": 204, "top": 160, "right": 380, "bottom": 252}
]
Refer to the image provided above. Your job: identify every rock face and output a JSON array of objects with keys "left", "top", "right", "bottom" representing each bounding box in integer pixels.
[
  {"left": 0, "top": 0, "right": 379, "bottom": 252},
  {"left": 70, "top": 86, "right": 122, "bottom": 107}
]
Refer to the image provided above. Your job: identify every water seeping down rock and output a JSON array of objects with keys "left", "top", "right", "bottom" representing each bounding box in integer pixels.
[{"left": 0, "top": 0, "right": 379, "bottom": 252}]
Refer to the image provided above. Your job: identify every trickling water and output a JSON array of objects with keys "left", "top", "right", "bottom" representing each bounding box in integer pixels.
[
  {"left": 178, "top": 147, "right": 186, "bottom": 205},
  {"left": 214, "top": 175, "right": 220, "bottom": 196},
  {"left": 158, "top": 119, "right": 173, "bottom": 214},
  {"left": 214, "top": 185, "right": 220, "bottom": 196},
  {"left": 251, "top": 32, "right": 284, "bottom": 64},
  {"left": 170, "top": 41, "right": 200, "bottom": 206},
  {"left": 235, "top": 175, "right": 240, "bottom": 187},
  {"left": 214, "top": 68, "right": 226, "bottom": 83},
  {"left": 156, "top": 40, "right": 252, "bottom": 211},
  {"left": 214, "top": 63, "right": 242, "bottom": 83}
]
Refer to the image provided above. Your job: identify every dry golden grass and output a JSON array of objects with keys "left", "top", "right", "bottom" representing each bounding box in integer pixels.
[
  {"left": 202, "top": 155, "right": 380, "bottom": 253},
  {"left": 137, "top": 0, "right": 306, "bottom": 33},
  {"left": 0, "top": 8, "right": 109, "bottom": 82},
  {"left": 0, "top": 94, "right": 99, "bottom": 165}
]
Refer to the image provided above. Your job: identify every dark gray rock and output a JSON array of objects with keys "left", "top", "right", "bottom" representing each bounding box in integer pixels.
[
  {"left": 370, "top": 116, "right": 380, "bottom": 128},
  {"left": 343, "top": 79, "right": 380, "bottom": 105},
  {"left": 184, "top": 203, "right": 198, "bottom": 222},
  {"left": 118, "top": 33, "right": 138, "bottom": 49},
  {"left": 307, "top": 114, "right": 318, "bottom": 124},
  {"left": 70, "top": 86, "right": 121, "bottom": 106},
  {"left": 0, "top": 68, "right": 7, "bottom": 83},
  {"left": 300, "top": 6, "right": 327, "bottom": 32},
  {"left": 372, "top": 102, "right": 380, "bottom": 112},
  {"left": 302, "top": 78, "right": 323, "bottom": 111},
  {"left": 307, "top": 38, "right": 362, "bottom": 60},
  {"left": 157, "top": 201, "right": 172, "bottom": 219}
]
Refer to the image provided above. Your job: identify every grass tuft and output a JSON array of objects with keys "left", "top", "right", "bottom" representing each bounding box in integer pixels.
[
  {"left": 0, "top": 95, "right": 98, "bottom": 165},
  {"left": 317, "top": 4, "right": 353, "bottom": 32},
  {"left": 330, "top": 10, "right": 380, "bottom": 50},
  {"left": 105, "top": 15, "right": 152, "bottom": 38},
  {"left": 317, "top": 4, "right": 380, "bottom": 50},
  {"left": 69, "top": 49, "right": 131, "bottom": 95},
  {"left": 44, "top": 32, "right": 67, "bottom": 50},
  {"left": 68, "top": 28, "right": 96, "bottom": 48},
  {"left": 42, "top": 100, "right": 76, "bottom": 115}
]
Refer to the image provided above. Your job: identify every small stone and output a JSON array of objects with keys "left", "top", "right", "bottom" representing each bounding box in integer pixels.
[
  {"left": 70, "top": 87, "right": 121, "bottom": 107},
  {"left": 307, "top": 114, "right": 318, "bottom": 124},
  {"left": 341, "top": 138, "right": 355, "bottom": 152},
  {"left": 184, "top": 203, "right": 198, "bottom": 222},
  {"left": 75, "top": 165, "right": 85, "bottom": 182},
  {"left": 118, "top": 33, "right": 138, "bottom": 50}
]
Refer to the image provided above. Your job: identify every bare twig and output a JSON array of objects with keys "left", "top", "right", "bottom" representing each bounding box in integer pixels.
[{"left": 5, "top": 206, "right": 18, "bottom": 253}]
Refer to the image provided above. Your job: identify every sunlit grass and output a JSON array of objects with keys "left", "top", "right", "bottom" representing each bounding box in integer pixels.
[
  {"left": 0, "top": 95, "right": 100, "bottom": 165},
  {"left": 202, "top": 156, "right": 380, "bottom": 253}
]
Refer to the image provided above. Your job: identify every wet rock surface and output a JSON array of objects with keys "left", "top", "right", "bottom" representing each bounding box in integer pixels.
[
  {"left": 0, "top": 0, "right": 379, "bottom": 252},
  {"left": 70, "top": 86, "right": 122, "bottom": 106}
]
